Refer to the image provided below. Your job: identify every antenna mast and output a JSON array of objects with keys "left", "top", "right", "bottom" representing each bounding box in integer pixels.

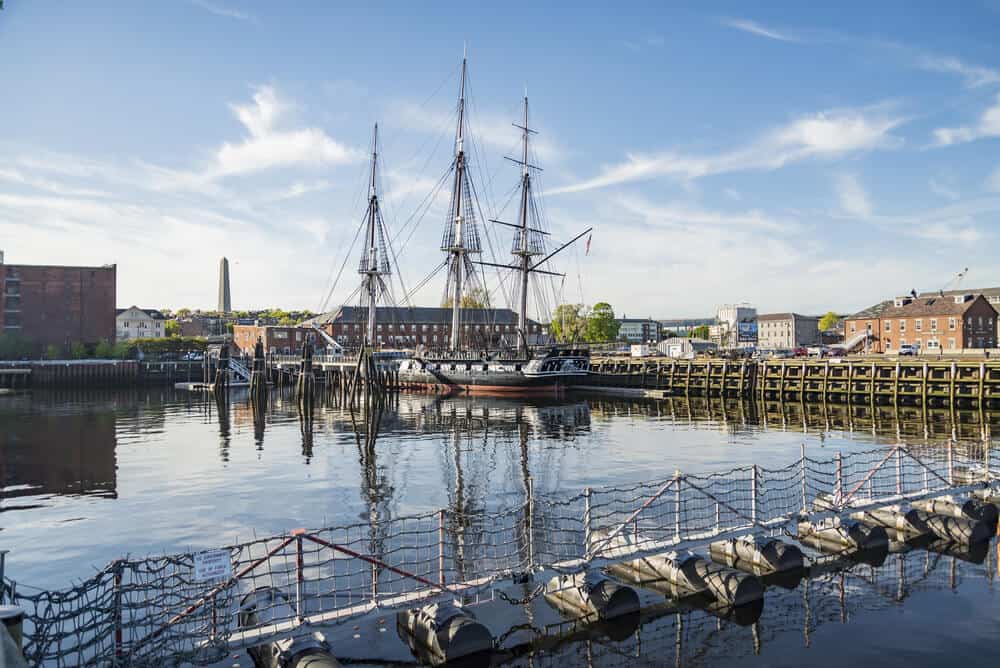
[{"left": 515, "top": 96, "right": 533, "bottom": 356}]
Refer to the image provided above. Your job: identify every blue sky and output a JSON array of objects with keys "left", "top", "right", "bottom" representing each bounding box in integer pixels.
[{"left": 2, "top": 1, "right": 1000, "bottom": 319}]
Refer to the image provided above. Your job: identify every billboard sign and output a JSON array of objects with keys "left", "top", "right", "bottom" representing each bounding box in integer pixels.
[{"left": 736, "top": 319, "right": 758, "bottom": 343}]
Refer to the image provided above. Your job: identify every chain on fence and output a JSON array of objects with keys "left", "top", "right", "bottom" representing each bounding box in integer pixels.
[{"left": 3, "top": 441, "right": 997, "bottom": 666}]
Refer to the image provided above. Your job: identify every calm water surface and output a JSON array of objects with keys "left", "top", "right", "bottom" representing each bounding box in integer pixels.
[{"left": 1, "top": 388, "right": 998, "bottom": 666}]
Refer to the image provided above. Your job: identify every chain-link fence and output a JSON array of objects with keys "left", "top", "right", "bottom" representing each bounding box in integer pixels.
[{"left": 3, "top": 441, "right": 997, "bottom": 666}]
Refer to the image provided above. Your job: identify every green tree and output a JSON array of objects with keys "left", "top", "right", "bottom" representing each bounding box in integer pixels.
[
  {"left": 70, "top": 342, "right": 88, "bottom": 359},
  {"left": 818, "top": 311, "right": 841, "bottom": 331},
  {"left": 442, "top": 288, "right": 489, "bottom": 309},
  {"left": 164, "top": 320, "right": 181, "bottom": 337},
  {"left": 175, "top": 307, "right": 192, "bottom": 318},
  {"left": 550, "top": 304, "right": 588, "bottom": 343},
  {"left": 112, "top": 341, "right": 130, "bottom": 359},
  {"left": 585, "top": 302, "right": 620, "bottom": 343},
  {"left": 94, "top": 339, "right": 114, "bottom": 358},
  {"left": 0, "top": 333, "right": 33, "bottom": 360},
  {"left": 690, "top": 325, "right": 711, "bottom": 340},
  {"left": 46, "top": 343, "right": 62, "bottom": 360}
]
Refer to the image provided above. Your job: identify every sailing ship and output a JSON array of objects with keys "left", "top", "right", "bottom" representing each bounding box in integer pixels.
[{"left": 395, "top": 55, "right": 591, "bottom": 394}]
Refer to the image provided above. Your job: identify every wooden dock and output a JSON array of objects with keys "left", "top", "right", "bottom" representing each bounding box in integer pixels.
[{"left": 583, "top": 357, "right": 1000, "bottom": 407}]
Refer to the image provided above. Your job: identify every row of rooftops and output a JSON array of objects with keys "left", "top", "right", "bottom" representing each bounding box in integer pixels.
[
  {"left": 849, "top": 288, "right": 1000, "bottom": 320},
  {"left": 115, "top": 306, "right": 167, "bottom": 320}
]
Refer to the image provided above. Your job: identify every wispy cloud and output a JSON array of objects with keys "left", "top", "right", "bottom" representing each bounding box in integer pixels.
[
  {"left": 0, "top": 167, "right": 110, "bottom": 198},
  {"left": 928, "top": 178, "right": 960, "bottom": 201},
  {"left": 836, "top": 173, "right": 872, "bottom": 217},
  {"left": 917, "top": 54, "right": 1000, "bottom": 88},
  {"left": 932, "top": 93, "right": 1000, "bottom": 146},
  {"left": 624, "top": 36, "right": 666, "bottom": 52},
  {"left": 189, "top": 0, "right": 255, "bottom": 22},
  {"left": 549, "top": 106, "right": 904, "bottom": 194},
  {"left": 722, "top": 18, "right": 800, "bottom": 43},
  {"left": 988, "top": 166, "right": 1000, "bottom": 192},
  {"left": 915, "top": 222, "right": 982, "bottom": 244}
]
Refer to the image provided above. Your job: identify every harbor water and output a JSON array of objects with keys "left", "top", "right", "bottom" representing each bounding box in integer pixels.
[{"left": 1, "top": 387, "right": 998, "bottom": 666}]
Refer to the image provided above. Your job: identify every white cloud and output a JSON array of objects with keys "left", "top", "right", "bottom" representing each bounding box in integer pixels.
[
  {"left": 932, "top": 93, "right": 1000, "bottom": 146},
  {"left": 722, "top": 19, "right": 800, "bottom": 43},
  {"left": 550, "top": 106, "right": 904, "bottom": 194},
  {"left": 723, "top": 188, "right": 742, "bottom": 201},
  {"left": 189, "top": 0, "right": 255, "bottom": 22},
  {"left": 212, "top": 85, "right": 359, "bottom": 178},
  {"left": 988, "top": 166, "right": 1000, "bottom": 192},
  {"left": 0, "top": 167, "right": 110, "bottom": 198},
  {"left": 916, "top": 222, "right": 981, "bottom": 244},
  {"left": 928, "top": 178, "right": 960, "bottom": 201},
  {"left": 836, "top": 174, "right": 872, "bottom": 217},
  {"left": 917, "top": 55, "right": 1000, "bottom": 88}
]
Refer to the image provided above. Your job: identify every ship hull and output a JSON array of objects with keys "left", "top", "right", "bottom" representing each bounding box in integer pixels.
[{"left": 398, "top": 349, "right": 590, "bottom": 396}]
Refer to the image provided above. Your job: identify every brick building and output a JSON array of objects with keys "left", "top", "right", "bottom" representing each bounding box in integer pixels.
[
  {"left": 308, "top": 306, "right": 541, "bottom": 349},
  {"left": 232, "top": 324, "right": 313, "bottom": 356},
  {"left": 844, "top": 294, "right": 997, "bottom": 353},
  {"left": 757, "top": 313, "right": 821, "bottom": 349},
  {"left": 0, "top": 256, "right": 116, "bottom": 355}
]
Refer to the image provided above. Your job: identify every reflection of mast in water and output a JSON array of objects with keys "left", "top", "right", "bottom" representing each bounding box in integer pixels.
[
  {"left": 351, "top": 404, "right": 394, "bottom": 593},
  {"left": 299, "top": 401, "right": 314, "bottom": 462},
  {"left": 251, "top": 398, "right": 266, "bottom": 452},
  {"left": 215, "top": 393, "right": 231, "bottom": 463}
]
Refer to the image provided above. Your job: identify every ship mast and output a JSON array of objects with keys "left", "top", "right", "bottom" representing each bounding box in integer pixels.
[
  {"left": 359, "top": 124, "right": 390, "bottom": 347},
  {"left": 515, "top": 96, "right": 533, "bottom": 356},
  {"left": 447, "top": 57, "right": 469, "bottom": 351}
]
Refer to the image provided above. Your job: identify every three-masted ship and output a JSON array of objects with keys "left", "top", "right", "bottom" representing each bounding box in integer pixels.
[{"left": 396, "top": 56, "right": 590, "bottom": 394}]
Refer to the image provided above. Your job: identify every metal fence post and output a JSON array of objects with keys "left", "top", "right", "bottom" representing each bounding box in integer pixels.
[
  {"left": 438, "top": 509, "right": 446, "bottom": 587},
  {"left": 835, "top": 452, "right": 843, "bottom": 506},
  {"left": 751, "top": 465, "right": 759, "bottom": 526},
  {"left": 583, "top": 487, "right": 593, "bottom": 557},
  {"left": 0, "top": 549, "right": 7, "bottom": 604},
  {"left": 947, "top": 440, "right": 954, "bottom": 486},
  {"left": 895, "top": 447, "right": 903, "bottom": 496},
  {"left": 294, "top": 531, "right": 305, "bottom": 621},
  {"left": 674, "top": 471, "right": 682, "bottom": 542},
  {"left": 800, "top": 444, "right": 807, "bottom": 513},
  {"left": 113, "top": 560, "right": 123, "bottom": 663}
]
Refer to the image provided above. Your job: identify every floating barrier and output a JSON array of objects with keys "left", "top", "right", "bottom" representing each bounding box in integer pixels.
[
  {"left": 396, "top": 602, "right": 493, "bottom": 666},
  {"left": 543, "top": 571, "right": 639, "bottom": 621},
  {"left": 797, "top": 517, "right": 889, "bottom": 553},
  {"left": 238, "top": 588, "right": 340, "bottom": 668},
  {"left": 595, "top": 530, "right": 763, "bottom": 607},
  {"left": 851, "top": 505, "right": 992, "bottom": 544},
  {"left": 708, "top": 535, "right": 804, "bottom": 576},
  {"left": 913, "top": 497, "right": 999, "bottom": 527}
]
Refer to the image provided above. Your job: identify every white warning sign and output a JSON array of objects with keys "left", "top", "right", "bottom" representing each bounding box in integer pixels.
[{"left": 193, "top": 549, "right": 233, "bottom": 582}]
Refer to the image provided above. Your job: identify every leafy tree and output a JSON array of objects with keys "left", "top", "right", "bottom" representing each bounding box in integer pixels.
[
  {"left": 278, "top": 316, "right": 295, "bottom": 326},
  {"left": 585, "top": 302, "right": 620, "bottom": 343},
  {"left": 94, "top": 339, "right": 114, "bottom": 358},
  {"left": 70, "top": 342, "right": 88, "bottom": 359},
  {"left": 164, "top": 320, "right": 181, "bottom": 337},
  {"left": 112, "top": 341, "right": 130, "bottom": 359},
  {"left": 690, "top": 325, "right": 711, "bottom": 340},
  {"left": 46, "top": 343, "right": 62, "bottom": 360},
  {"left": 550, "top": 304, "right": 588, "bottom": 343},
  {"left": 442, "top": 288, "right": 489, "bottom": 309},
  {"left": 819, "top": 311, "right": 841, "bottom": 331},
  {"left": 0, "top": 333, "right": 33, "bottom": 360},
  {"left": 175, "top": 308, "right": 192, "bottom": 318}
]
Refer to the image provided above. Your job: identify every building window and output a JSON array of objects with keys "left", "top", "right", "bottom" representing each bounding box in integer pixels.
[
  {"left": 948, "top": 338, "right": 956, "bottom": 350},
  {"left": 849, "top": 322, "right": 856, "bottom": 333},
  {"left": 884, "top": 321, "right": 891, "bottom": 332},
  {"left": 949, "top": 317, "right": 956, "bottom": 331},
  {"left": 929, "top": 319, "right": 937, "bottom": 332},
  {"left": 899, "top": 320, "right": 906, "bottom": 332},
  {"left": 915, "top": 319, "right": 922, "bottom": 332}
]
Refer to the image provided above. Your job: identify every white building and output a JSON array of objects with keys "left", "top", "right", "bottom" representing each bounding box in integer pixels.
[
  {"left": 116, "top": 306, "right": 167, "bottom": 340},
  {"left": 716, "top": 303, "right": 757, "bottom": 349}
]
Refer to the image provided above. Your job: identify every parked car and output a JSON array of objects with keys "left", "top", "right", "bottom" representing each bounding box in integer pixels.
[
  {"left": 824, "top": 347, "right": 847, "bottom": 358},
  {"left": 792, "top": 347, "right": 809, "bottom": 358},
  {"left": 898, "top": 344, "right": 919, "bottom": 356}
]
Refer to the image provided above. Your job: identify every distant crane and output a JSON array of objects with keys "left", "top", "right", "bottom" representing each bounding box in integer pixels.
[{"left": 939, "top": 267, "right": 969, "bottom": 297}]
